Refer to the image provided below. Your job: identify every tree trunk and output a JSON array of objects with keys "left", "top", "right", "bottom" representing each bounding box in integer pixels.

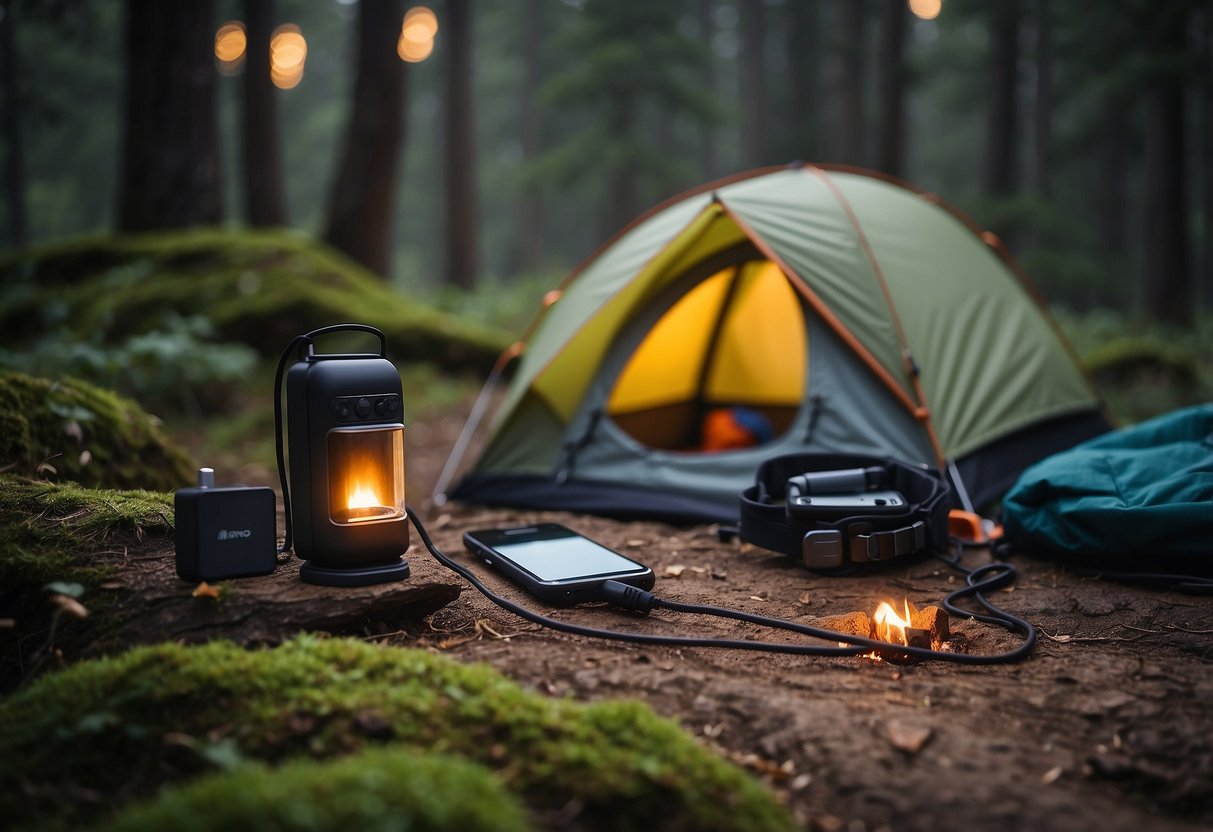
[
  {"left": 1031, "top": 0, "right": 1052, "bottom": 197},
  {"left": 444, "top": 0, "right": 479, "bottom": 290},
  {"left": 242, "top": 0, "right": 288, "bottom": 226},
  {"left": 1141, "top": 7, "right": 1191, "bottom": 327},
  {"left": 606, "top": 100, "right": 639, "bottom": 237},
  {"left": 323, "top": 0, "right": 407, "bottom": 278},
  {"left": 875, "top": 0, "right": 908, "bottom": 177},
  {"left": 516, "top": 0, "right": 543, "bottom": 273},
  {"left": 738, "top": 0, "right": 768, "bottom": 167},
  {"left": 784, "top": 0, "right": 819, "bottom": 162},
  {"left": 1, "top": 0, "right": 26, "bottom": 247},
  {"left": 698, "top": 0, "right": 719, "bottom": 177},
  {"left": 1201, "top": 8, "right": 1213, "bottom": 311},
  {"left": 117, "top": 0, "right": 223, "bottom": 231},
  {"left": 981, "top": 0, "right": 1020, "bottom": 197},
  {"left": 837, "top": 0, "right": 866, "bottom": 167}
]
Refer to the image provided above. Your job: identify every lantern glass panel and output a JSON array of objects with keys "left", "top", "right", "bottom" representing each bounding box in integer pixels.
[{"left": 327, "top": 427, "right": 405, "bottom": 525}]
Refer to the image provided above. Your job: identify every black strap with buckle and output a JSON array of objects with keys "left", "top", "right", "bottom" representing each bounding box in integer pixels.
[{"left": 738, "top": 453, "right": 951, "bottom": 573}]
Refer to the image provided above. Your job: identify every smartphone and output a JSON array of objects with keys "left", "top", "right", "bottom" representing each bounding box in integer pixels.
[
  {"left": 790, "top": 489, "right": 907, "bottom": 512},
  {"left": 463, "top": 523, "right": 655, "bottom": 605}
]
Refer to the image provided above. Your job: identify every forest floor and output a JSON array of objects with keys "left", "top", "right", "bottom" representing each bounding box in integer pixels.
[{"left": 181, "top": 405, "right": 1213, "bottom": 832}]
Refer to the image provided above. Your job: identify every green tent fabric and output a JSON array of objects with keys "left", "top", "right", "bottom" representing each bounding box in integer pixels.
[
  {"left": 1003, "top": 404, "right": 1213, "bottom": 563},
  {"left": 445, "top": 164, "right": 1109, "bottom": 522}
]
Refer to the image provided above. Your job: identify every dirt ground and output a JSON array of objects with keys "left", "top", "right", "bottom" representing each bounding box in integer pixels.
[
  {"left": 391, "top": 412, "right": 1213, "bottom": 832},
  {"left": 159, "top": 404, "right": 1213, "bottom": 832}
]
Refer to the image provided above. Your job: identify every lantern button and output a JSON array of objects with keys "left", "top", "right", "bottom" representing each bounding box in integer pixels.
[
  {"left": 356, "top": 397, "right": 372, "bottom": 418},
  {"left": 374, "top": 398, "right": 388, "bottom": 417},
  {"left": 386, "top": 397, "right": 400, "bottom": 416}
]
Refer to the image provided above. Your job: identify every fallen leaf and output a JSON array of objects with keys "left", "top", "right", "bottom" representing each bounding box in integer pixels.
[
  {"left": 78, "top": 450, "right": 92, "bottom": 466},
  {"left": 798, "top": 591, "right": 812, "bottom": 605},
  {"left": 1041, "top": 766, "right": 1064, "bottom": 785},
  {"left": 690, "top": 566, "right": 706, "bottom": 574},
  {"left": 192, "top": 582, "right": 222, "bottom": 599},
  {"left": 886, "top": 720, "right": 932, "bottom": 754},
  {"left": 664, "top": 564, "right": 686, "bottom": 577}
]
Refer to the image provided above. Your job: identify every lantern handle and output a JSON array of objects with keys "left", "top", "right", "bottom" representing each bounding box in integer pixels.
[{"left": 298, "top": 323, "right": 389, "bottom": 359}]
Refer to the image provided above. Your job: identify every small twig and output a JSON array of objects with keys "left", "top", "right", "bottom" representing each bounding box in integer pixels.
[
  {"left": 1118, "top": 623, "right": 1166, "bottom": 635},
  {"left": 1166, "top": 623, "right": 1213, "bottom": 635},
  {"left": 1039, "top": 628, "right": 1149, "bottom": 644},
  {"left": 475, "top": 619, "right": 525, "bottom": 641}
]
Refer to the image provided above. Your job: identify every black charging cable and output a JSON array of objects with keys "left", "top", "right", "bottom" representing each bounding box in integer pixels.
[{"left": 406, "top": 507, "right": 1036, "bottom": 664}]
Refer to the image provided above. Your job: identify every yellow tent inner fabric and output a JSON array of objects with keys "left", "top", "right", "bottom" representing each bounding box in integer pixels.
[
  {"left": 530, "top": 204, "right": 751, "bottom": 423},
  {"left": 607, "top": 260, "right": 806, "bottom": 415}
]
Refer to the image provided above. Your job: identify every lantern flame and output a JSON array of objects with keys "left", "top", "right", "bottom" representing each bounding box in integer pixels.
[{"left": 347, "top": 481, "right": 384, "bottom": 512}]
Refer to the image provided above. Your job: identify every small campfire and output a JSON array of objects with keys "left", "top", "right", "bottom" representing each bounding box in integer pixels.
[{"left": 817, "top": 599, "right": 961, "bottom": 662}]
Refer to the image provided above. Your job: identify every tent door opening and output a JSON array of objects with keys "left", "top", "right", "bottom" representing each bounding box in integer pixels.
[{"left": 605, "top": 256, "right": 807, "bottom": 453}]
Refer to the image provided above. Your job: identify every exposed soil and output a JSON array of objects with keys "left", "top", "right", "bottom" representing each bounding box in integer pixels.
[
  {"left": 395, "top": 413, "right": 1213, "bottom": 832},
  {"left": 114, "top": 405, "right": 1213, "bottom": 831}
]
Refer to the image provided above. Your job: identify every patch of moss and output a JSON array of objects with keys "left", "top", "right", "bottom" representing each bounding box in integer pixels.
[
  {"left": 0, "top": 636, "right": 796, "bottom": 832},
  {"left": 101, "top": 747, "right": 533, "bottom": 832},
  {"left": 0, "top": 229, "right": 510, "bottom": 374},
  {"left": 1085, "top": 337, "right": 1208, "bottom": 423},
  {"left": 0, "top": 476, "right": 175, "bottom": 687},
  {"left": 0, "top": 474, "right": 173, "bottom": 587},
  {"left": 0, "top": 370, "right": 193, "bottom": 490},
  {"left": 1084, "top": 337, "right": 1202, "bottom": 387}
]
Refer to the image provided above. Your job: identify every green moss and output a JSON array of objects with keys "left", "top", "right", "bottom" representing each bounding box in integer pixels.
[
  {"left": 0, "top": 477, "right": 175, "bottom": 684},
  {"left": 0, "top": 229, "right": 510, "bottom": 374},
  {"left": 0, "top": 474, "right": 173, "bottom": 585},
  {"left": 1084, "top": 337, "right": 1208, "bottom": 424},
  {"left": 101, "top": 747, "right": 534, "bottom": 832},
  {"left": 0, "top": 636, "right": 795, "bottom": 832},
  {"left": 1084, "top": 337, "right": 1202, "bottom": 386},
  {"left": 0, "top": 370, "right": 193, "bottom": 490}
]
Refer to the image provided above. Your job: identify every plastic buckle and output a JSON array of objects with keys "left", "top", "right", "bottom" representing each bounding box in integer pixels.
[
  {"left": 858, "top": 521, "right": 926, "bottom": 561},
  {"left": 802, "top": 530, "right": 844, "bottom": 569}
]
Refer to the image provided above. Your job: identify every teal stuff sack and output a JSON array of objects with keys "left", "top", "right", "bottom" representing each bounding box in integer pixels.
[{"left": 1002, "top": 403, "right": 1213, "bottom": 569}]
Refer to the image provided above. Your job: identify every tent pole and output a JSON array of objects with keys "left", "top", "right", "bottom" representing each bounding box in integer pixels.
[
  {"left": 431, "top": 344, "right": 523, "bottom": 506},
  {"left": 946, "top": 458, "right": 975, "bottom": 514}
]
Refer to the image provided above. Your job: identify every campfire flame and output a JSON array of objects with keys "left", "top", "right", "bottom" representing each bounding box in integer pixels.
[{"left": 873, "top": 599, "right": 918, "bottom": 646}]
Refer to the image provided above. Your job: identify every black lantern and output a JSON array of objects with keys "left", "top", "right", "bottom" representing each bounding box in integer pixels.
[{"left": 276, "top": 324, "right": 411, "bottom": 586}]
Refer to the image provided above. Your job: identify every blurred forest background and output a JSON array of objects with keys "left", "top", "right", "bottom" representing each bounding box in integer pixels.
[{"left": 1, "top": 0, "right": 1211, "bottom": 429}]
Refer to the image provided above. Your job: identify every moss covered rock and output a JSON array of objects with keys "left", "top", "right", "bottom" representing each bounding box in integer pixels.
[
  {"left": 0, "top": 229, "right": 509, "bottom": 373},
  {"left": 0, "top": 636, "right": 796, "bottom": 832},
  {"left": 0, "top": 370, "right": 193, "bottom": 490},
  {"left": 100, "top": 747, "right": 533, "bottom": 832}
]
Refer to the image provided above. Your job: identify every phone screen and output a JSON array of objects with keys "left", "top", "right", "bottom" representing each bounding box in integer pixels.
[
  {"left": 468, "top": 526, "right": 647, "bottom": 583},
  {"left": 490, "top": 536, "right": 643, "bottom": 582}
]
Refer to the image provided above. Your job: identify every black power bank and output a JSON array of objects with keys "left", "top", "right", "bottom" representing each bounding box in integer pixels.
[{"left": 175, "top": 468, "right": 277, "bottom": 582}]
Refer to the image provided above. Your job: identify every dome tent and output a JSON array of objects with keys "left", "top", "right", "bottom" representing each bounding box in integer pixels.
[{"left": 442, "top": 164, "right": 1108, "bottom": 522}]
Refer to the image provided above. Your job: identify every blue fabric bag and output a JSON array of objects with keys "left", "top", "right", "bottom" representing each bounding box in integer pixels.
[{"left": 1003, "top": 403, "right": 1213, "bottom": 568}]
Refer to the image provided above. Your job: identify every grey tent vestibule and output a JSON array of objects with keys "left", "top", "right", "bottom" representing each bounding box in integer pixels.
[{"left": 441, "top": 163, "right": 1109, "bottom": 522}]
